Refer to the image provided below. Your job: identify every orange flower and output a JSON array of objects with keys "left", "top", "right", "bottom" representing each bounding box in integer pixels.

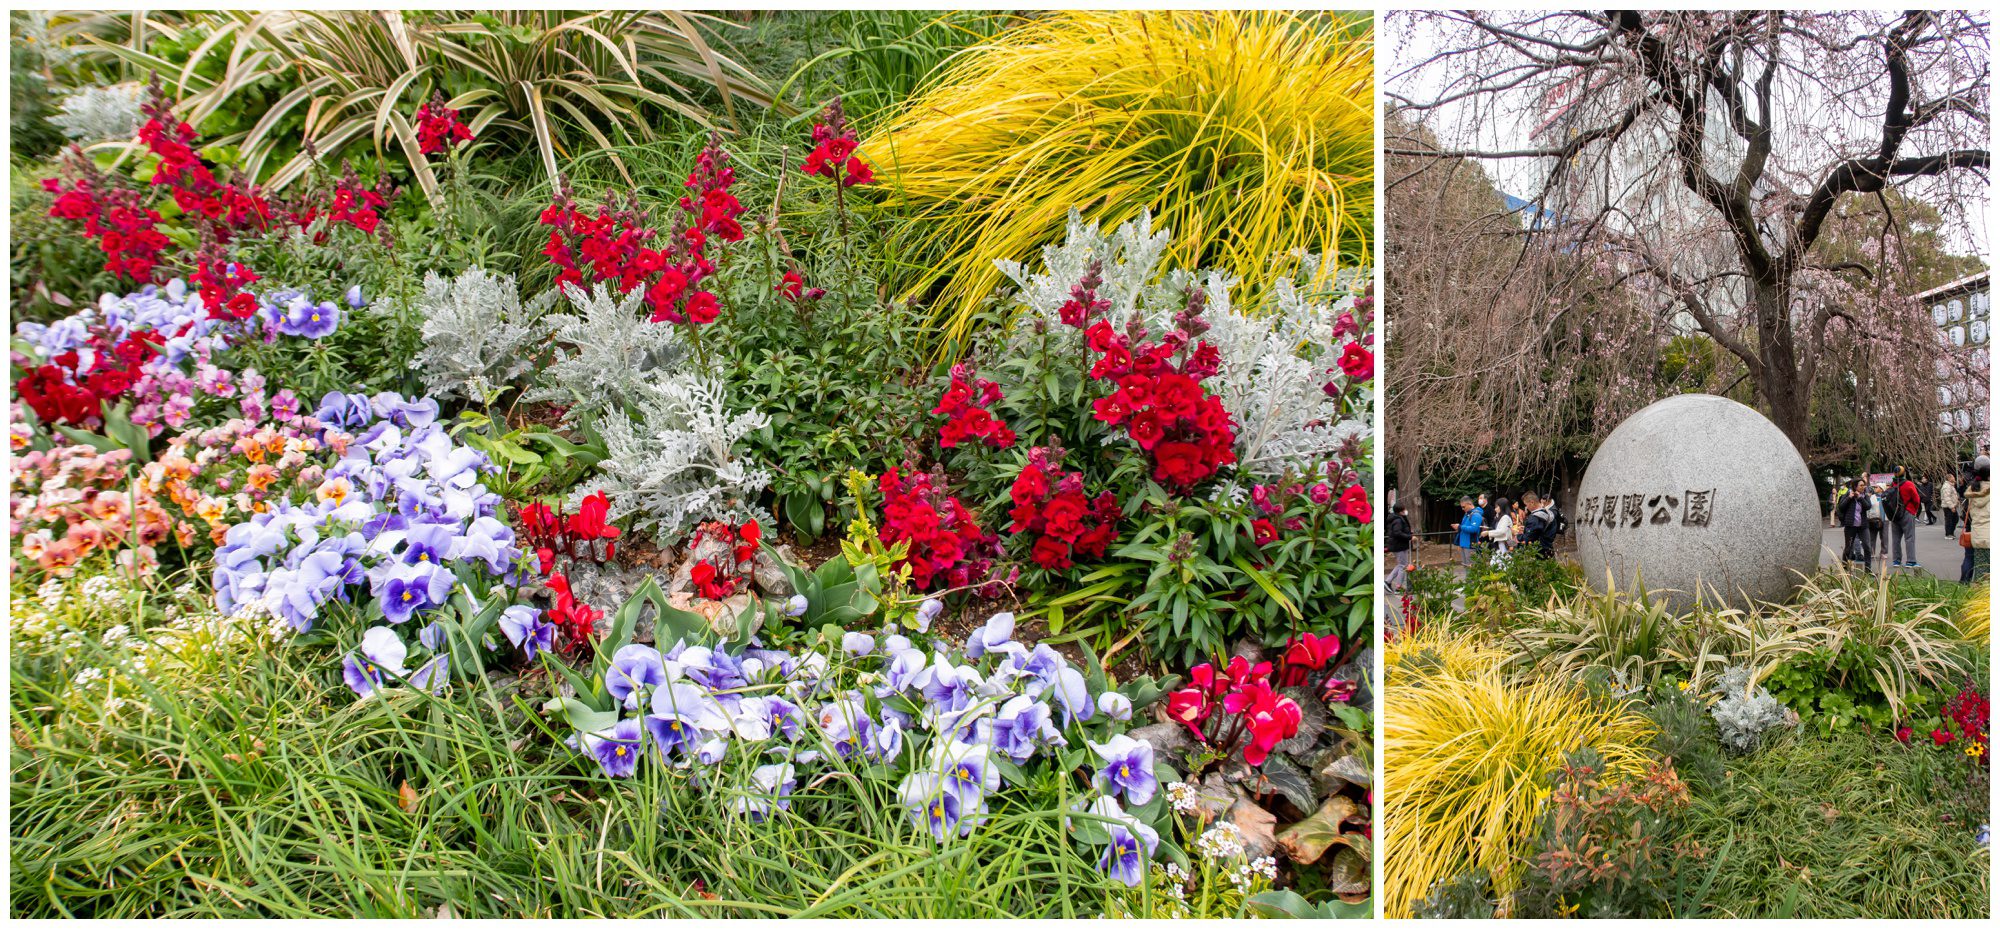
[
  {"left": 195, "top": 496, "right": 229, "bottom": 525},
  {"left": 316, "top": 476, "right": 354, "bottom": 508},
  {"left": 247, "top": 463, "right": 280, "bottom": 493}
]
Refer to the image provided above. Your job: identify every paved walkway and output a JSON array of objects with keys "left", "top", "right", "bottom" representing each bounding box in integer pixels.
[{"left": 1819, "top": 519, "right": 1973, "bottom": 581}]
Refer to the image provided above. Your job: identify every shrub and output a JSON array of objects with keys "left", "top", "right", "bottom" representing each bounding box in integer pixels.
[
  {"left": 574, "top": 373, "right": 771, "bottom": 547},
  {"left": 78, "top": 10, "right": 778, "bottom": 190},
  {"left": 1381, "top": 654, "right": 1655, "bottom": 917},
  {"left": 411, "top": 267, "right": 557, "bottom": 405},
  {"left": 1642, "top": 685, "right": 1725, "bottom": 789},
  {"left": 525, "top": 283, "right": 688, "bottom": 427},
  {"left": 1707, "top": 666, "right": 1796, "bottom": 755},
  {"left": 863, "top": 10, "right": 1373, "bottom": 352},
  {"left": 1513, "top": 749, "right": 1695, "bottom": 918}
]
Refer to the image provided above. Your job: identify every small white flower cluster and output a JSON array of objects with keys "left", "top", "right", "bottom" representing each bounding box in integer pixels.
[
  {"left": 1226, "top": 855, "right": 1279, "bottom": 891},
  {"left": 36, "top": 578, "right": 68, "bottom": 611},
  {"left": 78, "top": 575, "right": 126, "bottom": 614},
  {"left": 1195, "top": 821, "right": 1247, "bottom": 861},
  {"left": 1165, "top": 779, "right": 1200, "bottom": 814}
]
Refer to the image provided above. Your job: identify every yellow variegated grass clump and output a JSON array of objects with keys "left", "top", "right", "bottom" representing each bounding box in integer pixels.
[
  {"left": 862, "top": 10, "right": 1373, "bottom": 356},
  {"left": 1959, "top": 582, "right": 1989, "bottom": 645},
  {"left": 1382, "top": 649, "right": 1656, "bottom": 917}
]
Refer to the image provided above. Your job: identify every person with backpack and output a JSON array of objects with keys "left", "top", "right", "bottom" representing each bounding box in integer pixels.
[
  {"left": 1838, "top": 477, "right": 1872, "bottom": 571},
  {"left": 1864, "top": 483, "right": 1889, "bottom": 568},
  {"left": 1892, "top": 466, "right": 1923, "bottom": 569},
  {"left": 1386, "top": 503, "right": 1414, "bottom": 591},
  {"left": 1455, "top": 496, "right": 1483, "bottom": 570},
  {"left": 1518, "top": 491, "right": 1558, "bottom": 558}
]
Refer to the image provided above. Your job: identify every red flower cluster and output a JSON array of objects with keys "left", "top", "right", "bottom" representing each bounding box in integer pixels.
[
  {"left": 539, "top": 136, "right": 743, "bottom": 326},
  {"left": 933, "top": 363, "right": 1015, "bottom": 449},
  {"left": 1163, "top": 654, "right": 1304, "bottom": 767},
  {"left": 135, "top": 81, "right": 270, "bottom": 235},
  {"left": 325, "top": 166, "right": 391, "bottom": 235},
  {"left": 41, "top": 80, "right": 270, "bottom": 286},
  {"left": 1006, "top": 446, "right": 1119, "bottom": 571},
  {"left": 777, "top": 268, "right": 825, "bottom": 304},
  {"left": 879, "top": 466, "right": 1001, "bottom": 592},
  {"left": 685, "top": 519, "right": 762, "bottom": 601},
  {"left": 520, "top": 491, "right": 623, "bottom": 575},
  {"left": 1942, "top": 681, "right": 1990, "bottom": 763},
  {"left": 679, "top": 132, "right": 747, "bottom": 245},
  {"left": 44, "top": 155, "right": 171, "bottom": 282},
  {"left": 414, "top": 92, "right": 474, "bottom": 155},
  {"left": 800, "top": 97, "right": 873, "bottom": 188},
  {"left": 15, "top": 328, "right": 164, "bottom": 428},
  {"left": 544, "top": 570, "right": 602, "bottom": 656},
  {"left": 190, "top": 246, "right": 262, "bottom": 321},
  {"left": 1077, "top": 287, "right": 1237, "bottom": 489}
]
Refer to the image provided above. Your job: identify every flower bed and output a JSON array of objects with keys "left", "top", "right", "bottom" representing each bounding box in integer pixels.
[{"left": 9, "top": 13, "right": 1374, "bottom": 918}]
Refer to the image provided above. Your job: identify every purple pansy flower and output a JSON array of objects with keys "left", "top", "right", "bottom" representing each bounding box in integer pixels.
[
  {"left": 498, "top": 605, "right": 555, "bottom": 658},
  {"left": 1100, "top": 820, "right": 1159, "bottom": 887},
  {"left": 733, "top": 763, "right": 796, "bottom": 821},
  {"left": 584, "top": 718, "right": 644, "bottom": 778},
  {"left": 963, "top": 611, "right": 1014, "bottom": 659},
  {"left": 341, "top": 626, "right": 408, "bottom": 697},
  {"left": 606, "top": 644, "right": 667, "bottom": 710},
  {"left": 1089, "top": 734, "right": 1157, "bottom": 805}
]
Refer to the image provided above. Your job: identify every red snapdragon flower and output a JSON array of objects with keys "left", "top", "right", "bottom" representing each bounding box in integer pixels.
[
  {"left": 1073, "top": 287, "right": 1237, "bottom": 490},
  {"left": 878, "top": 465, "right": 1003, "bottom": 593},
  {"left": 1337, "top": 341, "right": 1373, "bottom": 381},
  {"left": 933, "top": 363, "right": 1016, "bottom": 449},
  {"left": 1006, "top": 446, "right": 1120, "bottom": 571},
  {"left": 414, "top": 92, "right": 474, "bottom": 155},
  {"left": 801, "top": 97, "right": 873, "bottom": 189}
]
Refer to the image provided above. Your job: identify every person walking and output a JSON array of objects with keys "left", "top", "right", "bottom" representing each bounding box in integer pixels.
[
  {"left": 1386, "top": 503, "right": 1413, "bottom": 591},
  {"left": 1941, "top": 475, "right": 1961, "bottom": 538},
  {"left": 1892, "top": 468, "right": 1922, "bottom": 569},
  {"left": 1830, "top": 478, "right": 1848, "bottom": 529},
  {"left": 1962, "top": 457, "right": 1989, "bottom": 584},
  {"left": 1920, "top": 476, "right": 1936, "bottom": 524},
  {"left": 1455, "top": 496, "right": 1483, "bottom": 570},
  {"left": 1838, "top": 477, "right": 1872, "bottom": 571},
  {"left": 1481, "top": 496, "right": 1516, "bottom": 562}
]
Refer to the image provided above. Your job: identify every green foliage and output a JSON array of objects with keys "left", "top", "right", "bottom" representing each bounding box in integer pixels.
[
  {"left": 10, "top": 165, "right": 120, "bottom": 320},
  {"left": 1677, "top": 729, "right": 1988, "bottom": 918},
  {"left": 1514, "top": 748, "right": 1696, "bottom": 918},
  {"left": 1642, "top": 685, "right": 1725, "bottom": 790},
  {"left": 773, "top": 11, "right": 1017, "bottom": 130},
  {"left": 450, "top": 410, "right": 607, "bottom": 503},
  {"left": 10, "top": 15, "right": 67, "bottom": 163},
  {"left": 713, "top": 269, "right": 930, "bottom": 546},
  {"left": 71, "top": 10, "right": 781, "bottom": 192},
  {"left": 1113, "top": 486, "right": 1372, "bottom": 666}
]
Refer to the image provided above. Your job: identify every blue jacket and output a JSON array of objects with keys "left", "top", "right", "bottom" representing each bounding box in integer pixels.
[{"left": 1457, "top": 509, "right": 1484, "bottom": 548}]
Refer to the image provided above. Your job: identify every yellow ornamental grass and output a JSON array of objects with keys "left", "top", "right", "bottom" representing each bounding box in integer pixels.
[
  {"left": 1382, "top": 663, "right": 1656, "bottom": 918},
  {"left": 1960, "top": 582, "right": 1989, "bottom": 645},
  {"left": 861, "top": 10, "right": 1373, "bottom": 358}
]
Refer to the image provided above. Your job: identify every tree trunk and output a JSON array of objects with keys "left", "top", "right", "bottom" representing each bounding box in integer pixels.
[
  {"left": 1395, "top": 440, "right": 1425, "bottom": 541},
  {"left": 1752, "top": 278, "right": 1814, "bottom": 455}
]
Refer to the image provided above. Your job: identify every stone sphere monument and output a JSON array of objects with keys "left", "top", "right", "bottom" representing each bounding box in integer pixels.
[{"left": 1574, "top": 394, "right": 1820, "bottom": 612}]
